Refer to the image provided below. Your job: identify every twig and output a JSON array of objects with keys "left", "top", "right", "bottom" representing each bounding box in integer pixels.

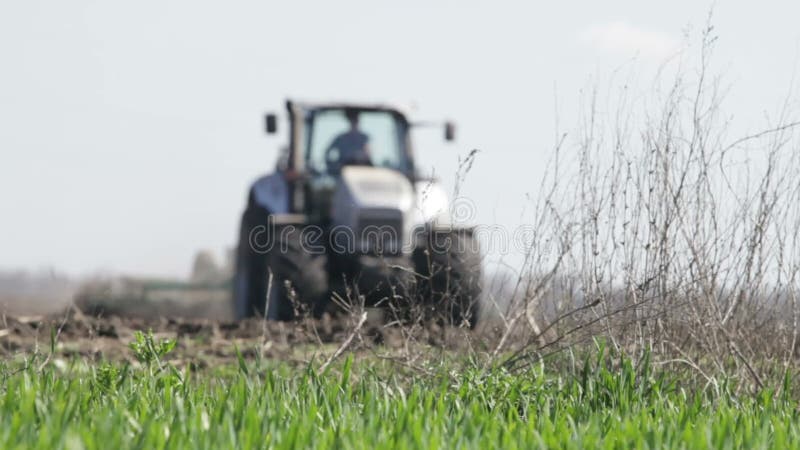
[{"left": 318, "top": 311, "right": 367, "bottom": 374}]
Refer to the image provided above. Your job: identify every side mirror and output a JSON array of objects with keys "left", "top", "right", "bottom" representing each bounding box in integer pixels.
[
  {"left": 265, "top": 113, "right": 278, "bottom": 134},
  {"left": 444, "top": 121, "right": 456, "bottom": 141}
]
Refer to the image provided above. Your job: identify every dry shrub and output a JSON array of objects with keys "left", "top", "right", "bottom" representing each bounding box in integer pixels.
[{"left": 489, "top": 21, "right": 800, "bottom": 394}]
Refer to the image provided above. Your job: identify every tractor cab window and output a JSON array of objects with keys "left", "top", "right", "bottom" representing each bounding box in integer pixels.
[{"left": 305, "top": 109, "right": 410, "bottom": 175}]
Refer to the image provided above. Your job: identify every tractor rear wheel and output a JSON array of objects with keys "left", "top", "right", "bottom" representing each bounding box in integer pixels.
[
  {"left": 234, "top": 214, "right": 327, "bottom": 320},
  {"left": 413, "top": 230, "right": 482, "bottom": 328}
]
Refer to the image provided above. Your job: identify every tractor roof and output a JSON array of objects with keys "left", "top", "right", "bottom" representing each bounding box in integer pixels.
[{"left": 288, "top": 99, "right": 414, "bottom": 118}]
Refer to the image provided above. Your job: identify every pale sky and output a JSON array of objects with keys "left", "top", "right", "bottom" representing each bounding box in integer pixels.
[{"left": 1, "top": 0, "right": 798, "bottom": 277}]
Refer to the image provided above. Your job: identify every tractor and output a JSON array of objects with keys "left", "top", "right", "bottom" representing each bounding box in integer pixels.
[{"left": 233, "top": 100, "right": 482, "bottom": 327}]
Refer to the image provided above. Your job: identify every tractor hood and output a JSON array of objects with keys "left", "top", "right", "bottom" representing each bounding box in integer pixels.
[
  {"left": 331, "top": 166, "right": 415, "bottom": 254},
  {"left": 333, "top": 166, "right": 415, "bottom": 212}
]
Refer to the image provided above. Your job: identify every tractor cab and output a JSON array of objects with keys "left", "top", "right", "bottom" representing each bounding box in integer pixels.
[
  {"left": 265, "top": 101, "right": 452, "bottom": 223},
  {"left": 303, "top": 107, "right": 413, "bottom": 177}
]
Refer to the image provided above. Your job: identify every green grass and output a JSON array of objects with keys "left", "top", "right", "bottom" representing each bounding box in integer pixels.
[{"left": 2, "top": 340, "right": 800, "bottom": 449}]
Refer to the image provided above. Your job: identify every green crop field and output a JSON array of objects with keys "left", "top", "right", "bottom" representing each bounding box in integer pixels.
[{"left": 2, "top": 331, "right": 799, "bottom": 450}]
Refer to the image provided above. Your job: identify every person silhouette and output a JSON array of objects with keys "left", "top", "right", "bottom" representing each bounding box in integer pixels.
[{"left": 325, "top": 109, "right": 371, "bottom": 173}]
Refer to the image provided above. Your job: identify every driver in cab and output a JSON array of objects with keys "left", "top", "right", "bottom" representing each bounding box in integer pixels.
[{"left": 325, "top": 109, "right": 372, "bottom": 173}]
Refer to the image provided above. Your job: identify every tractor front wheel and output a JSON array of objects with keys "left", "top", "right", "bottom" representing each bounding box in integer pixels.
[{"left": 260, "top": 225, "right": 328, "bottom": 320}]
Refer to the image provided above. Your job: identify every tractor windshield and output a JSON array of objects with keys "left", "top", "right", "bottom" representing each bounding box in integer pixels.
[{"left": 304, "top": 109, "right": 411, "bottom": 175}]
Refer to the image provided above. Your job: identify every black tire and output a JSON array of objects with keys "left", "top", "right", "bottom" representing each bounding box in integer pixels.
[
  {"left": 233, "top": 205, "right": 269, "bottom": 320},
  {"left": 261, "top": 225, "right": 328, "bottom": 320},
  {"left": 234, "top": 212, "right": 327, "bottom": 320},
  {"left": 413, "top": 230, "right": 482, "bottom": 328}
]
